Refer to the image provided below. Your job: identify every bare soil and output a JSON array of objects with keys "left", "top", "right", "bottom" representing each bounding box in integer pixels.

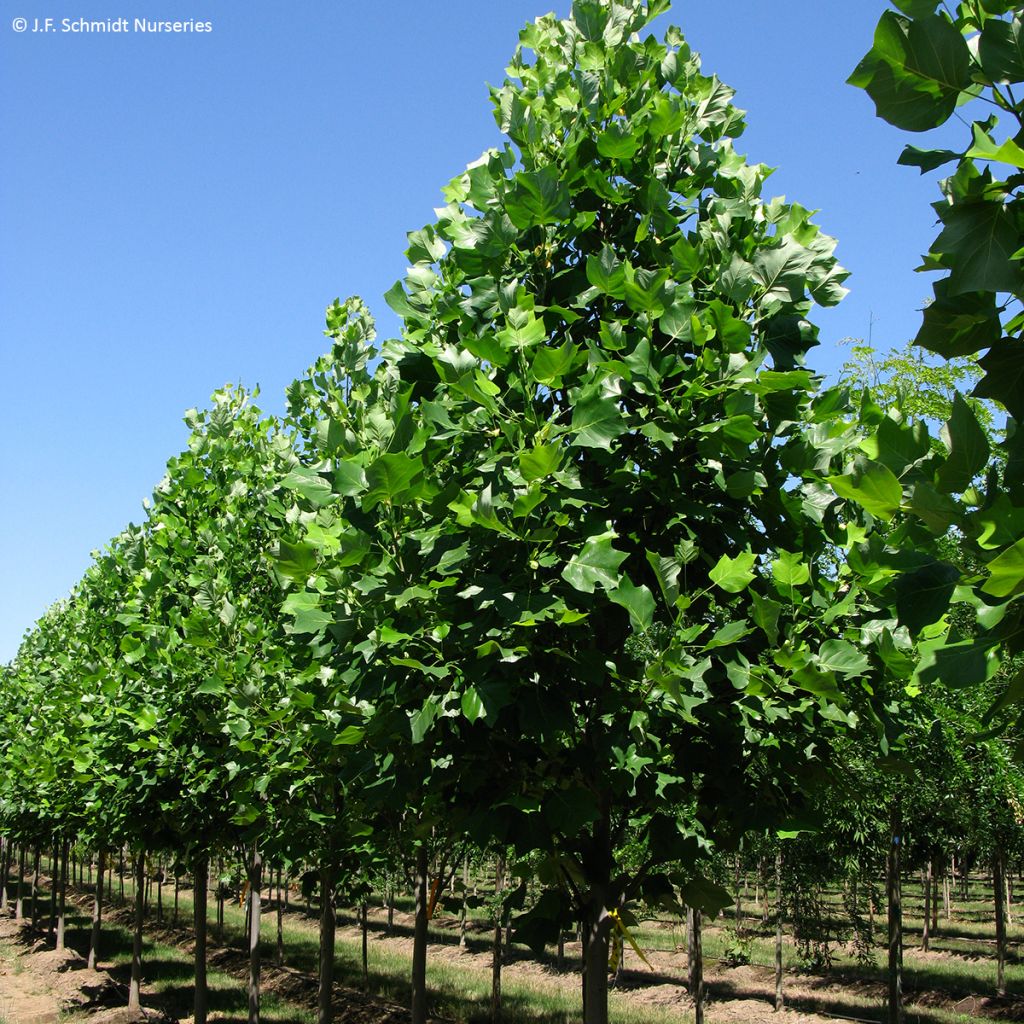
[{"left": 1, "top": 898, "right": 1020, "bottom": 1024}]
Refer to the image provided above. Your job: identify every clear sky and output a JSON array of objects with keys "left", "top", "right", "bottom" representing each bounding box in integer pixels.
[{"left": 0, "top": 1, "right": 965, "bottom": 662}]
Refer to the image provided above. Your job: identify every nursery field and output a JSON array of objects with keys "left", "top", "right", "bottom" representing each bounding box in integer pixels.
[
  {"left": 4, "top": 4, "right": 1024, "bottom": 1024},
  {"left": 0, "top": 863, "right": 1021, "bottom": 1024}
]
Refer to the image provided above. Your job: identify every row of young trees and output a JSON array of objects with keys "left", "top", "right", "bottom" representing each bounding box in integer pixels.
[{"left": 2, "top": 3, "right": 1023, "bottom": 1023}]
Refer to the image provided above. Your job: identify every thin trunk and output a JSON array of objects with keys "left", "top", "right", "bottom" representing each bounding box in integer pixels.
[
  {"left": 922, "top": 861, "right": 931, "bottom": 952},
  {"left": 492, "top": 853, "right": 505, "bottom": 1022},
  {"left": 1006, "top": 870, "right": 1013, "bottom": 928},
  {"left": 128, "top": 850, "right": 145, "bottom": 1010},
  {"left": 932, "top": 868, "right": 939, "bottom": 934},
  {"left": 459, "top": 854, "right": 469, "bottom": 949},
  {"left": 248, "top": 848, "right": 262, "bottom": 1024},
  {"left": 557, "top": 928, "right": 565, "bottom": 971},
  {"left": 943, "top": 871, "right": 950, "bottom": 921},
  {"left": 386, "top": 888, "right": 394, "bottom": 934},
  {"left": 687, "top": 905, "right": 704, "bottom": 1024},
  {"left": 994, "top": 850, "right": 1007, "bottom": 997},
  {"left": 174, "top": 872, "right": 180, "bottom": 926},
  {"left": 887, "top": 801, "right": 904, "bottom": 1024},
  {"left": 56, "top": 839, "right": 68, "bottom": 951},
  {"left": 195, "top": 857, "right": 209, "bottom": 1024},
  {"left": 49, "top": 841, "right": 58, "bottom": 943},
  {"left": 361, "top": 901, "right": 369, "bottom": 989},
  {"left": 89, "top": 850, "right": 106, "bottom": 970},
  {"left": 15, "top": 845, "right": 26, "bottom": 920},
  {"left": 582, "top": 815, "right": 613, "bottom": 1024},
  {"left": 156, "top": 860, "right": 163, "bottom": 924},
  {"left": 411, "top": 845, "right": 430, "bottom": 1024},
  {"left": 31, "top": 846, "right": 40, "bottom": 931},
  {"left": 0, "top": 839, "right": 10, "bottom": 911},
  {"left": 276, "top": 867, "right": 284, "bottom": 967},
  {"left": 734, "top": 854, "right": 742, "bottom": 929},
  {"left": 775, "top": 852, "right": 784, "bottom": 1012},
  {"left": 317, "top": 859, "right": 336, "bottom": 1024}
]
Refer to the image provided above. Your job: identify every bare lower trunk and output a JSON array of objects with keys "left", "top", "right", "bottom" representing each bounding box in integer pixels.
[
  {"left": 276, "top": 867, "right": 284, "bottom": 967},
  {"left": 89, "top": 851, "right": 106, "bottom": 970},
  {"left": 774, "top": 852, "right": 784, "bottom": 1012},
  {"left": 491, "top": 853, "right": 505, "bottom": 1022},
  {"left": 922, "top": 861, "right": 931, "bottom": 952},
  {"left": 994, "top": 850, "right": 1007, "bottom": 997},
  {"left": 317, "top": 859, "right": 336, "bottom": 1024},
  {"left": 16, "top": 845, "right": 26, "bottom": 920},
  {"left": 687, "top": 905, "right": 704, "bottom": 1024},
  {"left": 248, "top": 848, "right": 262, "bottom": 1024},
  {"left": 887, "top": 802, "right": 903, "bottom": 1024},
  {"left": 128, "top": 850, "right": 145, "bottom": 1010},
  {"left": 56, "top": 839, "right": 68, "bottom": 951},
  {"left": 195, "top": 857, "right": 209, "bottom": 1024},
  {"left": 361, "top": 901, "right": 369, "bottom": 989},
  {"left": 30, "top": 846, "right": 40, "bottom": 931},
  {"left": 411, "top": 845, "right": 430, "bottom": 1024}
]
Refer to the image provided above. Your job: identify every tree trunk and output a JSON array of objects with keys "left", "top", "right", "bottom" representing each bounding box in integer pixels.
[
  {"left": 174, "top": 871, "right": 180, "bottom": 926},
  {"left": 361, "top": 901, "right": 369, "bottom": 989},
  {"left": 129, "top": 850, "right": 145, "bottom": 1010},
  {"left": 775, "top": 852, "right": 784, "bottom": 1012},
  {"left": 922, "top": 861, "right": 931, "bottom": 952},
  {"left": 195, "top": 857, "right": 209, "bottom": 1024},
  {"left": 317, "top": 858, "right": 336, "bottom": 1024},
  {"left": 30, "top": 846, "right": 40, "bottom": 931},
  {"left": 411, "top": 845, "right": 430, "bottom": 1024},
  {"left": 687, "top": 905, "right": 704, "bottom": 1024},
  {"left": 734, "top": 854, "right": 742, "bottom": 929},
  {"left": 0, "top": 838, "right": 10, "bottom": 911},
  {"left": 56, "top": 839, "right": 68, "bottom": 951},
  {"left": 581, "top": 814, "right": 614, "bottom": 1024},
  {"left": 932, "top": 868, "right": 939, "bottom": 933},
  {"left": 248, "top": 848, "right": 262, "bottom": 1024},
  {"left": 276, "top": 867, "right": 284, "bottom": 967},
  {"left": 887, "top": 801, "right": 904, "bottom": 1024},
  {"left": 16, "top": 845, "right": 26, "bottom": 920},
  {"left": 88, "top": 850, "right": 106, "bottom": 971},
  {"left": 994, "top": 849, "right": 1007, "bottom": 997},
  {"left": 491, "top": 853, "right": 505, "bottom": 1022},
  {"left": 459, "top": 854, "right": 469, "bottom": 949},
  {"left": 48, "top": 841, "right": 58, "bottom": 943},
  {"left": 156, "top": 860, "right": 163, "bottom": 924}
]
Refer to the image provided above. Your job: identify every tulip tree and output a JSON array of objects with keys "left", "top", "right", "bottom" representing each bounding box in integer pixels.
[
  {"left": 281, "top": 3, "right": 908, "bottom": 1021},
  {"left": 851, "top": 1, "right": 1024, "bottom": 744}
]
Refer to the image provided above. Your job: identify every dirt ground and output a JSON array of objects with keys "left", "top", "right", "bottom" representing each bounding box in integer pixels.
[{"left": 0, "top": 899, "right": 1021, "bottom": 1024}]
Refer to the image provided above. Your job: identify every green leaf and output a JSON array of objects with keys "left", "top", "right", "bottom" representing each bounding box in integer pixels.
[
  {"left": 897, "top": 145, "right": 959, "bottom": 172},
  {"left": 915, "top": 282, "right": 1002, "bottom": 358},
  {"left": 275, "top": 540, "right": 318, "bottom": 582},
  {"left": 363, "top": 453, "right": 423, "bottom": 508},
  {"left": 974, "top": 339, "right": 1024, "bottom": 419},
  {"left": 562, "top": 529, "right": 628, "bottom": 594},
  {"left": 531, "top": 340, "right": 579, "bottom": 385},
  {"left": 965, "top": 124, "right": 1024, "bottom": 168},
  {"left": 817, "top": 640, "right": 870, "bottom": 677},
  {"left": 282, "top": 591, "right": 333, "bottom": 635},
  {"left": 519, "top": 444, "right": 562, "bottom": 482},
  {"left": 597, "top": 121, "right": 640, "bottom": 160},
  {"left": 680, "top": 876, "right": 733, "bottom": 918},
  {"left": 848, "top": 11, "right": 971, "bottom": 132},
  {"left": 709, "top": 551, "right": 757, "bottom": 593},
  {"left": 332, "top": 725, "right": 364, "bottom": 746},
  {"left": 135, "top": 707, "right": 158, "bottom": 733},
  {"left": 933, "top": 200, "right": 1024, "bottom": 295},
  {"left": 586, "top": 245, "right": 626, "bottom": 297},
  {"left": 751, "top": 593, "right": 782, "bottom": 645},
  {"left": 646, "top": 551, "right": 681, "bottom": 609},
  {"left": 505, "top": 167, "right": 571, "bottom": 229},
  {"left": 982, "top": 536, "right": 1024, "bottom": 597},
  {"left": 196, "top": 675, "right": 226, "bottom": 696},
  {"left": 978, "top": 15, "right": 1024, "bottom": 84},
  {"left": 281, "top": 466, "right": 333, "bottom": 508},
  {"left": 609, "top": 577, "right": 655, "bottom": 631},
  {"left": 828, "top": 461, "right": 903, "bottom": 520},
  {"left": 332, "top": 458, "right": 368, "bottom": 497},
  {"left": 873, "top": 416, "right": 930, "bottom": 476},
  {"left": 936, "top": 393, "right": 990, "bottom": 494},
  {"left": 570, "top": 392, "right": 627, "bottom": 449},
  {"left": 894, "top": 562, "right": 961, "bottom": 635},
  {"left": 771, "top": 550, "right": 810, "bottom": 588}
]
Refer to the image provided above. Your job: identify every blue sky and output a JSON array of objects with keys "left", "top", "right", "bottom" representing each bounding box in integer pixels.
[{"left": 0, "top": 1, "right": 964, "bottom": 661}]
